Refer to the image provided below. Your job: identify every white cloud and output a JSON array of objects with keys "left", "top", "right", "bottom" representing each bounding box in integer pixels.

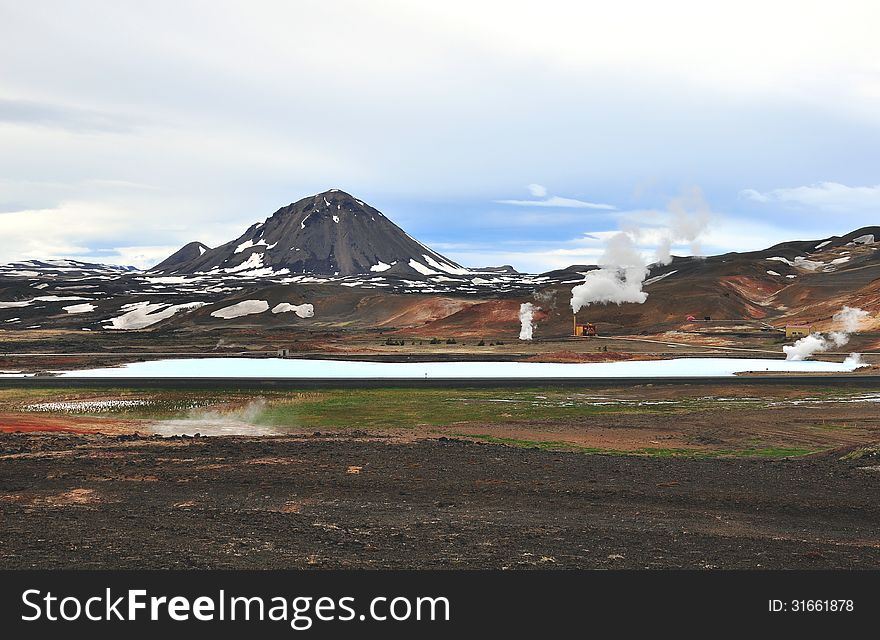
[
  {"left": 741, "top": 182, "right": 880, "bottom": 212},
  {"left": 0, "top": 201, "right": 226, "bottom": 269},
  {"left": 495, "top": 195, "right": 616, "bottom": 210},
  {"left": 495, "top": 185, "right": 616, "bottom": 210},
  {"left": 0, "top": 1, "right": 878, "bottom": 265},
  {"left": 69, "top": 246, "right": 186, "bottom": 270},
  {"left": 435, "top": 212, "right": 813, "bottom": 273},
  {"left": 527, "top": 183, "right": 547, "bottom": 197}
]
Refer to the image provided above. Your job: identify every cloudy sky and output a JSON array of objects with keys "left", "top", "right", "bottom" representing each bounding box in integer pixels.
[{"left": 1, "top": 0, "right": 879, "bottom": 271}]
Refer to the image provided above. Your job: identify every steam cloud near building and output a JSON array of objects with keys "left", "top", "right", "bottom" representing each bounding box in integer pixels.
[
  {"left": 783, "top": 306, "right": 870, "bottom": 361},
  {"left": 570, "top": 188, "right": 711, "bottom": 315}
]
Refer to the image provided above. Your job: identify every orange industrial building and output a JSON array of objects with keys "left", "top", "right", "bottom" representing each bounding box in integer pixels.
[{"left": 573, "top": 315, "right": 597, "bottom": 337}]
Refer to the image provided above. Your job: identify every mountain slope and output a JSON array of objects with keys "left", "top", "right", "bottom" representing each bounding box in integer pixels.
[
  {"left": 151, "top": 189, "right": 468, "bottom": 278},
  {"left": 151, "top": 242, "right": 210, "bottom": 272}
]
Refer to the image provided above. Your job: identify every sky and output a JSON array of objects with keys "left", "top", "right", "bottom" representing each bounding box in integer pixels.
[{"left": 1, "top": 0, "right": 879, "bottom": 272}]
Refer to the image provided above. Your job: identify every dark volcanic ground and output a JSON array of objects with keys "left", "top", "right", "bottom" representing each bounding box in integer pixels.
[{"left": 1, "top": 433, "right": 879, "bottom": 569}]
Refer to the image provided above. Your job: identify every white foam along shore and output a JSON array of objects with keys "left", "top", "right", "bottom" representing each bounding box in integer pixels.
[{"left": 8, "top": 356, "right": 864, "bottom": 379}]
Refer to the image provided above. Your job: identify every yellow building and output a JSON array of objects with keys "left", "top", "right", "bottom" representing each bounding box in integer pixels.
[
  {"left": 572, "top": 315, "right": 597, "bottom": 336},
  {"left": 785, "top": 325, "right": 812, "bottom": 339},
  {"left": 574, "top": 323, "right": 597, "bottom": 337}
]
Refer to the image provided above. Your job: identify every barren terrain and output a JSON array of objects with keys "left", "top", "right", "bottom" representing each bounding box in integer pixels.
[{"left": 1, "top": 384, "right": 879, "bottom": 569}]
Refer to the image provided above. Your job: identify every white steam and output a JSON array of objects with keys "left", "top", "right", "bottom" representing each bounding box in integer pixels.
[
  {"left": 146, "top": 399, "right": 282, "bottom": 436},
  {"left": 570, "top": 187, "right": 712, "bottom": 314},
  {"left": 519, "top": 302, "right": 539, "bottom": 340},
  {"left": 843, "top": 353, "right": 866, "bottom": 368},
  {"left": 782, "top": 334, "right": 835, "bottom": 361},
  {"left": 570, "top": 232, "right": 648, "bottom": 314},
  {"left": 834, "top": 306, "right": 870, "bottom": 333},
  {"left": 654, "top": 187, "right": 712, "bottom": 265},
  {"left": 783, "top": 306, "right": 871, "bottom": 361}
]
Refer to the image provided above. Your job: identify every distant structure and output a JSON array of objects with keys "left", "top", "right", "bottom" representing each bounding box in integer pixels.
[
  {"left": 785, "top": 325, "right": 812, "bottom": 339},
  {"left": 573, "top": 314, "right": 597, "bottom": 337}
]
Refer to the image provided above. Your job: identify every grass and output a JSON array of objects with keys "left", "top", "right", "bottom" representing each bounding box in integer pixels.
[
  {"left": 839, "top": 446, "right": 880, "bottom": 461},
  {"left": 813, "top": 422, "right": 854, "bottom": 431},
  {"left": 253, "top": 388, "right": 663, "bottom": 430},
  {"left": 0, "top": 387, "right": 686, "bottom": 429},
  {"left": 0, "top": 387, "right": 868, "bottom": 460}
]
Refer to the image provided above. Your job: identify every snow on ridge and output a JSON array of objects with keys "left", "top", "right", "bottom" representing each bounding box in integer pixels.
[
  {"left": 271, "top": 302, "right": 314, "bottom": 318},
  {"left": 224, "top": 252, "right": 265, "bottom": 273},
  {"left": 35, "top": 295, "right": 91, "bottom": 301},
  {"left": 144, "top": 276, "right": 192, "bottom": 284},
  {"left": 235, "top": 239, "right": 261, "bottom": 254},
  {"left": 794, "top": 257, "right": 825, "bottom": 270},
  {"left": 63, "top": 303, "right": 96, "bottom": 314},
  {"left": 853, "top": 234, "right": 875, "bottom": 245},
  {"left": 210, "top": 299, "right": 269, "bottom": 319},
  {"left": 106, "top": 301, "right": 206, "bottom": 330},
  {"left": 643, "top": 270, "right": 678, "bottom": 286},
  {"left": 814, "top": 240, "right": 831, "bottom": 249},
  {"left": 421, "top": 254, "right": 470, "bottom": 276},
  {"left": 370, "top": 261, "right": 393, "bottom": 272},
  {"left": 0, "top": 295, "right": 90, "bottom": 309},
  {"left": 767, "top": 256, "right": 824, "bottom": 270},
  {"left": 408, "top": 259, "right": 439, "bottom": 276}
]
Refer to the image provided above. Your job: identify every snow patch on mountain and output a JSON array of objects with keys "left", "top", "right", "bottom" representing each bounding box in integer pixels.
[
  {"left": 106, "top": 301, "right": 206, "bottom": 330},
  {"left": 408, "top": 259, "right": 439, "bottom": 276},
  {"left": 210, "top": 300, "right": 269, "bottom": 319},
  {"left": 63, "top": 303, "right": 97, "bottom": 314},
  {"left": 271, "top": 302, "right": 314, "bottom": 318},
  {"left": 643, "top": 270, "right": 678, "bottom": 286}
]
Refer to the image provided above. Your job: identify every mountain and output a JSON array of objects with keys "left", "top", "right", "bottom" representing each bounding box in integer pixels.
[
  {"left": 0, "top": 201, "right": 878, "bottom": 341},
  {"left": 150, "top": 189, "right": 469, "bottom": 278},
  {"left": 151, "top": 242, "right": 210, "bottom": 272},
  {"left": 530, "top": 225, "right": 880, "bottom": 336},
  {"left": 0, "top": 259, "right": 138, "bottom": 278}
]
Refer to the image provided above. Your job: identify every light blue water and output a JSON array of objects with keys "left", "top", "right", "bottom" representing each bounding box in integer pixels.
[{"left": 40, "top": 356, "right": 864, "bottom": 378}]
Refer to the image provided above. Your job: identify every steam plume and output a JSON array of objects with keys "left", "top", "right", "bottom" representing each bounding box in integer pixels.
[
  {"left": 654, "top": 187, "right": 712, "bottom": 265},
  {"left": 570, "top": 187, "right": 713, "bottom": 314},
  {"left": 783, "top": 306, "right": 870, "bottom": 361},
  {"left": 519, "top": 302, "right": 538, "bottom": 340},
  {"left": 570, "top": 232, "right": 648, "bottom": 314}
]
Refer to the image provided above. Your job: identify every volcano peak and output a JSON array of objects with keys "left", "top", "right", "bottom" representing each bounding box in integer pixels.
[{"left": 151, "top": 190, "right": 464, "bottom": 278}]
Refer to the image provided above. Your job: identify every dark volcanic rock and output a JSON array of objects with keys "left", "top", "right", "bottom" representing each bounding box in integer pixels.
[
  {"left": 150, "top": 189, "right": 466, "bottom": 278},
  {"left": 151, "top": 241, "right": 211, "bottom": 272}
]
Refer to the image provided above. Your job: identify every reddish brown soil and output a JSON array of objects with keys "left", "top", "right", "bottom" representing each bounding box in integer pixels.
[
  {"left": 0, "top": 413, "right": 134, "bottom": 434},
  {"left": 399, "top": 299, "right": 522, "bottom": 338},
  {"left": 374, "top": 297, "right": 479, "bottom": 328}
]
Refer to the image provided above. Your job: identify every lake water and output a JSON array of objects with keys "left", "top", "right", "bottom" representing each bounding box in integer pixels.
[{"left": 44, "top": 356, "right": 864, "bottom": 378}]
